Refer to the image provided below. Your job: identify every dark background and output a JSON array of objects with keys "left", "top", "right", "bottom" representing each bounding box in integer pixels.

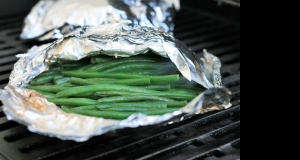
[{"left": 0, "top": 0, "right": 39, "bottom": 18}]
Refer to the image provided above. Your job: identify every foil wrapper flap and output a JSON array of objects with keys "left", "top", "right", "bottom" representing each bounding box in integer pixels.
[
  {"left": 1, "top": 23, "right": 231, "bottom": 142},
  {"left": 20, "top": 0, "right": 179, "bottom": 41}
]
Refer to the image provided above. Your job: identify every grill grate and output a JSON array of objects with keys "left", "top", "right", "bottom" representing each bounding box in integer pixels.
[{"left": 0, "top": 5, "right": 240, "bottom": 160}]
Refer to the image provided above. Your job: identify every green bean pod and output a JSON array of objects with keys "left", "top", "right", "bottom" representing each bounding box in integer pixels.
[
  {"left": 73, "top": 92, "right": 96, "bottom": 97},
  {"left": 76, "top": 64, "right": 97, "bottom": 71},
  {"left": 138, "top": 84, "right": 170, "bottom": 91},
  {"left": 71, "top": 77, "right": 151, "bottom": 86},
  {"left": 29, "top": 73, "right": 61, "bottom": 85},
  {"left": 99, "top": 78, "right": 151, "bottom": 86},
  {"left": 36, "top": 91, "right": 56, "bottom": 99},
  {"left": 61, "top": 106, "right": 74, "bottom": 113},
  {"left": 125, "top": 70, "right": 167, "bottom": 75},
  {"left": 61, "top": 71, "right": 179, "bottom": 83},
  {"left": 55, "top": 84, "right": 164, "bottom": 98},
  {"left": 90, "top": 102, "right": 168, "bottom": 110},
  {"left": 94, "top": 91, "right": 196, "bottom": 100},
  {"left": 87, "top": 78, "right": 117, "bottom": 81},
  {"left": 39, "top": 71, "right": 59, "bottom": 76},
  {"left": 70, "top": 77, "right": 97, "bottom": 85},
  {"left": 54, "top": 77, "right": 71, "bottom": 85},
  {"left": 102, "top": 62, "right": 161, "bottom": 73},
  {"left": 86, "top": 57, "right": 158, "bottom": 71},
  {"left": 71, "top": 105, "right": 99, "bottom": 111},
  {"left": 26, "top": 86, "right": 69, "bottom": 93},
  {"left": 103, "top": 107, "right": 156, "bottom": 112},
  {"left": 55, "top": 83, "right": 77, "bottom": 87},
  {"left": 169, "top": 88, "right": 202, "bottom": 95},
  {"left": 94, "top": 91, "right": 138, "bottom": 97},
  {"left": 47, "top": 98, "right": 99, "bottom": 106},
  {"left": 99, "top": 95, "right": 176, "bottom": 102}
]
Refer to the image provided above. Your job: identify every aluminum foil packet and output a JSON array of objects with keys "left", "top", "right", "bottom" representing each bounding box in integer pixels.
[
  {"left": 0, "top": 23, "right": 232, "bottom": 142},
  {"left": 20, "top": 0, "right": 180, "bottom": 41}
]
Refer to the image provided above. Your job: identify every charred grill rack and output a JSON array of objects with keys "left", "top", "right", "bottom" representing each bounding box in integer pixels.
[{"left": 0, "top": 1, "right": 240, "bottom": 160}]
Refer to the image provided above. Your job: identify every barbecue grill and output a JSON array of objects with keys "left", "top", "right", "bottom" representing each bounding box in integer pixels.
[{"left": 0, "top": 0, "right": 240, "bottom": 159}]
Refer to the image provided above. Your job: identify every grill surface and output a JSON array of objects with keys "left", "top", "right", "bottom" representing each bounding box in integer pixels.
[{"left": 0, "top": 3, "right": 240, "bottom": 160}]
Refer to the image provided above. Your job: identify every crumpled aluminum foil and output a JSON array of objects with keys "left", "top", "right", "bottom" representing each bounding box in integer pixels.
[
  {"left": 0, "top": 23, "right": 232, "bottom": 142},
  {"left": 20, "top": 0, "right": 179, "bottom": 41}
]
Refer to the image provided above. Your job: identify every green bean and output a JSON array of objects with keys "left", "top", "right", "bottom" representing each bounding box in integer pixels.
[
  {"left": 72, "top": 110, "right": 134, "bottom": 120},
  {"left": 87, "top": 78, "right": 117, "bottom": 81},
  {"left": 88, "top": 78, "right": 151, "bottom": 86},
  {"left": 30, "top": 73, "right": 61, "bottom": 85},
  {"left": 105, "top": 102, "right": 166, "bottom": 108},
  {"left": 138, "top": 84, "right": 170, "bottom": 91},
  {"left": 39, "top": 71, "right": 59, "bottom": 76},
  {"left": 71, "top": 102, "right": 165, "bottom": 111},
  {"left": 140, "top": 108, "right": 180, "bottom": 115},
  {"left": 55, "top": 84, "right": 166, "bottom": 98},
  {"left": 94, "top": 91, "right": 137, "bottom": 97},
  {"left": 53, "top": 75, "right": 65, "bottom": 80},
  {"left": 103, "top": 107, "right": 156, "bottom": 112},
  {"left": 27, "top": 54, "right": 204, "bottom": 119},
  {"left": 158, "top": 94, "right": 196, "bottom": 101},
  {"left": 36, "top": 91, "right": 56, "bottom": 99},
  {"left": 76, "top": 64, "right": 96, "bottom": 71},
  {"left": 72, "top": 102, "right": 168, "bottom": 111},
  {"left": 61, "top": 71, "right": 180, "bottom": 83},
  {"left": 149, "top": 91, "right": 198, "bottom": 100},
  {"left": 74, "top": 92, "right": 96, "bottom": 97},
  {"left": 94, "top": 91, "right": 196, "bottom": 100},
  {"left": 54, "top": 77, "right": 71, "bottom": 85},
  {"left": 102, "top": 62, "right": 161, "bottom": 73},
  {"left": 26, "top": 86, "right": 69, "bottom": 93},
  {"left": 70, "top": 77, "right": 97, "bottom": 85},
  {"left": 61, "top": 106, "right": 74, "bottom": 113},
  {"left": 55, "top": 83, "right": 77, "bottom": 87},
  {"left": 70, "top": 77, "right": 151, "bottom": 86},
  {"left": 71, "top": 105, "right": 99, "bottom": 111},
  {"left": 99, "top": 95, "right": 176, "bottom": 102},
  {"left": 169, "top": 88, "right": 202, "bottom": 95},
  {"left": 47, "top": 98, "right": 99, "bottom": 106},
  {"left": 125, "top": 70, "right": 166, "bottom": 75},
  {"left": 72, "top": 96, "right": 99, "bottom": 100},
  {"left": 72, "top": 92, "right": 99, "bottom": 99},
  {"left": 86, "top": 57, "right": 158, "bottom": 71}
]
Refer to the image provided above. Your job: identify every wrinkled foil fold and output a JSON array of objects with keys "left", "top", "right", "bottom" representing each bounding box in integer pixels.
[
  {"left": 20, "top": 0, "right": 179, "bottom": 41},
  {"left": 1, "top": 23, "right": 231, "bottom": 142}
]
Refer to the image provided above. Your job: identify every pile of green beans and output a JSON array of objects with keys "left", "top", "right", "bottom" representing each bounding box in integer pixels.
[{"left": 26, "top": 54, "right": 206, "bottom": 120}]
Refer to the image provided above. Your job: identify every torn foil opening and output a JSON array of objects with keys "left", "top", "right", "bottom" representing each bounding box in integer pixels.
[
  {"left": 20, "top": 0, "right": 180, "bottom": 41},
  {"left": 1, "top": 23, "right": 231, "bottom": 142}
]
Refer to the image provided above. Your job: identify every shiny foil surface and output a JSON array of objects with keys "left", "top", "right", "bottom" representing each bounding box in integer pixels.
[
  {"left": 1, "top": 23, "right": 231, "bottom": 142},
  {"left": 20, "top": 0, "right": 180, "bottom": 40}
]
